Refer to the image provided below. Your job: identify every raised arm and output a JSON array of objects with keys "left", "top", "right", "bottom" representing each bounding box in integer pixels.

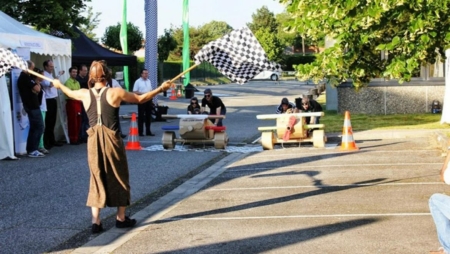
[
  {"left": 118, "top": 81, "right": 173, "bottom": 104},
  {"left": 52, "top": 79, "right": 88, "bottom": 101}
]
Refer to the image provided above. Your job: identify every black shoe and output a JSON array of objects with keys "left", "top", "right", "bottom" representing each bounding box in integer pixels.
[
  {"left": 115, "top": 216, "right": 136, "bottom": 228},
  {"left": 120, "top": 134, "right": 127, "bottom": 139},
  {"left": 70, "top": 142, "right": 80, "bottom": 145},
  {"left": 54, "top": 142, "right": 63, "bottom": 147},
  {"left": 146, "top": 133, "right": 155, "bottom": 136},
  {"left": 139, "top": 134, "right": 144, "bottom": 137},
  {"left": 91, "top": 223, "right": 103, "bottom": 234}
]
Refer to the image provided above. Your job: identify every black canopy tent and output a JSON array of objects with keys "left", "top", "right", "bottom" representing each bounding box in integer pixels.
[{"left": 71, "top": 26, "right": 137, "bottom": 67}]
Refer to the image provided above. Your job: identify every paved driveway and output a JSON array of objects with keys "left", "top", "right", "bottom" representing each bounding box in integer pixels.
[{"left": 78, "top": 136, "right": 446, "bottom": 254}]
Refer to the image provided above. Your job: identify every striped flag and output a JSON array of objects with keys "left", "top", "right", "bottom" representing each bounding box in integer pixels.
[
  {"left": 0, "top": 48, "right": 28, "bottom": 77},
  {"left": 194, "top": 27, "right": 282, "bottom": 84}
]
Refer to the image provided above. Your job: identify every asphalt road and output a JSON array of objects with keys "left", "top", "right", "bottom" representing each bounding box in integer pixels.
[
  {"left": 2, "top": 80, "right": 447, "bottom": 254},
  {"left": 0, "top": 80, "right": 313, "bottom": 253}
]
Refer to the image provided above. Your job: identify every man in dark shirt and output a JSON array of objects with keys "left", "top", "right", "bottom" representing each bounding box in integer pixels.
[
  {"left": 76, "top": 64, "right": 89, "bottom": 142},
  {"left": 295, "top": 96, "right": 323, "bottom": 124},
  {"left": 201, "top": 88, "right": 226, "bottom": 126},
  {"left": 76, "top": 64, "right": 89, "bottom": 89},
  {"left": 17, "top": 60, "right": 45, "bottom": 157}
]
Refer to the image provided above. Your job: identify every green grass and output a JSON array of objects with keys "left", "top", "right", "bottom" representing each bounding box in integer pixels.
[{"left": 316, "top": 94, "right": 450, "bottom": 133}]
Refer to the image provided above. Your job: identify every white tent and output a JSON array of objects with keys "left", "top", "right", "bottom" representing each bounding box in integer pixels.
[{"left": 0, "top": 11, "right": 71, "bottom": 160}]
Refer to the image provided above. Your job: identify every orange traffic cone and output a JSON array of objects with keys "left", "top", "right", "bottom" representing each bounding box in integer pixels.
[
  {"left": 169, "top": 85, "right": 177, "bottom": 100},
  {"left": 340, "top": 111, "right": 359, "bottom": 151},
  {"left": 177, "top": 88, "right": 182, "bottom": 97},
  {"left": 125, "top": 113, "right": 142, "bottom": 150}
]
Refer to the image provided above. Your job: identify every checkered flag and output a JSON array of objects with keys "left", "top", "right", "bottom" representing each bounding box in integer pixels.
[
  {"left": 0, "top": 48, "right": 28, "bottom": 77},
  {"left": 194, "top": 27, "right": 282, "bottom": 84}
]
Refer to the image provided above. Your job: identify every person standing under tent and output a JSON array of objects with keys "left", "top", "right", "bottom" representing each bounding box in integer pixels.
[{"left": 42, "top": 60, "right": 64, "bottom": 149}]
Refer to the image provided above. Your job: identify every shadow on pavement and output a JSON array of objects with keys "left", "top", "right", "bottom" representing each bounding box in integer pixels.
[
  {"left": 154, "top": 218, "right": 380, "bottom": 254},
  {"left": 153, "top": 178, "right": 386, "bottom": 223}
]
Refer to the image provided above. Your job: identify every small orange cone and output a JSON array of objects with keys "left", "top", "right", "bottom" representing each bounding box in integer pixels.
[
  {"left": 177, "top": 88, "right": 182, "bottom": 97},
  {"left": 169, "top": 85, "right": 177, "bottom": 100},
  {"left": 125, "top": 113, "right": 142, "bottom": 150},
  {"left": 340, "top": 111, "right": 359, "bottom": 151}
]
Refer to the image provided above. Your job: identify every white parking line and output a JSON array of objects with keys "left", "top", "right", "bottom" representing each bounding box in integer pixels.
[
  {"left": 161, "top": 212, "right": 431, "bottom": 221},
  {"left": 206, "top": 182, "right": 443, "bottom": 191},
  {"left": 249, "top": 149, "right": 438, "bottom": 157},
  {"left": 226, "top": 163, "right": 441, "bottom": 172}
]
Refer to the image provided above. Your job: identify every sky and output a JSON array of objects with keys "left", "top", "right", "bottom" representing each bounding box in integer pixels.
[{"left": 88, "top": 0, "right": 286, "bottom": 40}]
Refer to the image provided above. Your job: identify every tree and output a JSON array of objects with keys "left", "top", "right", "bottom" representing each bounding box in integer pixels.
[
  {"left": 101, "top": 22, "right": 143, "bottom": 54},
  {"left": 169, "top": 21, "right": 233, "bottom": 60},
  {"left": 78, "top": 6, "right": 101, "bottom": 42},
  {"left": 158, "top": 29, "right": 177, "bottom": 62},
  {"left": 280, "top": 0, "right": 450, "bottom": 89},
  {"left": 201, "top": 21, "right": 233, "bottom": 40},
  {"left": 247, "top": 6, "right": 279, "bottom": 34},
  {"left": 276, "top": 11, "right": 325, "bottom": 56},
  {"left": 276, "top": 12, "right": 299, "bottom": 47},
  {"left": 255, "top": 27, "right": 284, "bottom": 63},
  {"left": 0, "top": 0, "right": 90, "bottom": 37}
]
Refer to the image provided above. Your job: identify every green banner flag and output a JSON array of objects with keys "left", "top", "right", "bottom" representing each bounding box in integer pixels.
[
  {"left": 182, "top": 0, "right": 190, "bottom": 86},
  {"left": 120, "top": 0, "right": 129, "bottom": 91}
]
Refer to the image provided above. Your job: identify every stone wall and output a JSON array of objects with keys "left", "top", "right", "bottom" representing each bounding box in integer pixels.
[{"left": 336, "top": 80, "right": 445, "bottom": 114}]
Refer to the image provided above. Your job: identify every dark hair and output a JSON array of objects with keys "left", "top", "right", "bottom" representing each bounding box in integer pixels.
[
  {"left": 33, "top": 67, "right": 43, "bottom": 74},
  {"left": 43, "top": 59, "right": 52, "bottom": 68},
  {"left": 191, "top": 97, "right": 198, "bottom": 101},
  {"left": 31, "top": 67, "right": 44, "bottom": 79},
  {"left": 88, "top": 60, "right": 110, "bottom": 87},
  {"left": 78, "top": 64, "right": 87, "bottom": 71},
  {"left": 69, "top": 66, "right": 78, "bottom": 73},
  {"left": 140, "top": 69, "right": 148, "bottom": 75}
]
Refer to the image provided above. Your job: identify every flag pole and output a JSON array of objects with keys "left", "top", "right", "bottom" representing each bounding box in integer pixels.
[
  {"left": 170, "top": 64, "right": 198, "bottom": 83},
  {"left": 182, "top": 0, "right": 190, "bottom": 87},
  {"left": 28, "top": 69, "right": 54, "bottom": 82},
  {"left": 120, "top": 0, "right": 129, "bottom": 91}
]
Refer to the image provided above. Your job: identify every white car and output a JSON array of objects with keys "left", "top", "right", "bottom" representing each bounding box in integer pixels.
[{"left": 252, "top": 70, "right": 281, "bottom": 81}]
